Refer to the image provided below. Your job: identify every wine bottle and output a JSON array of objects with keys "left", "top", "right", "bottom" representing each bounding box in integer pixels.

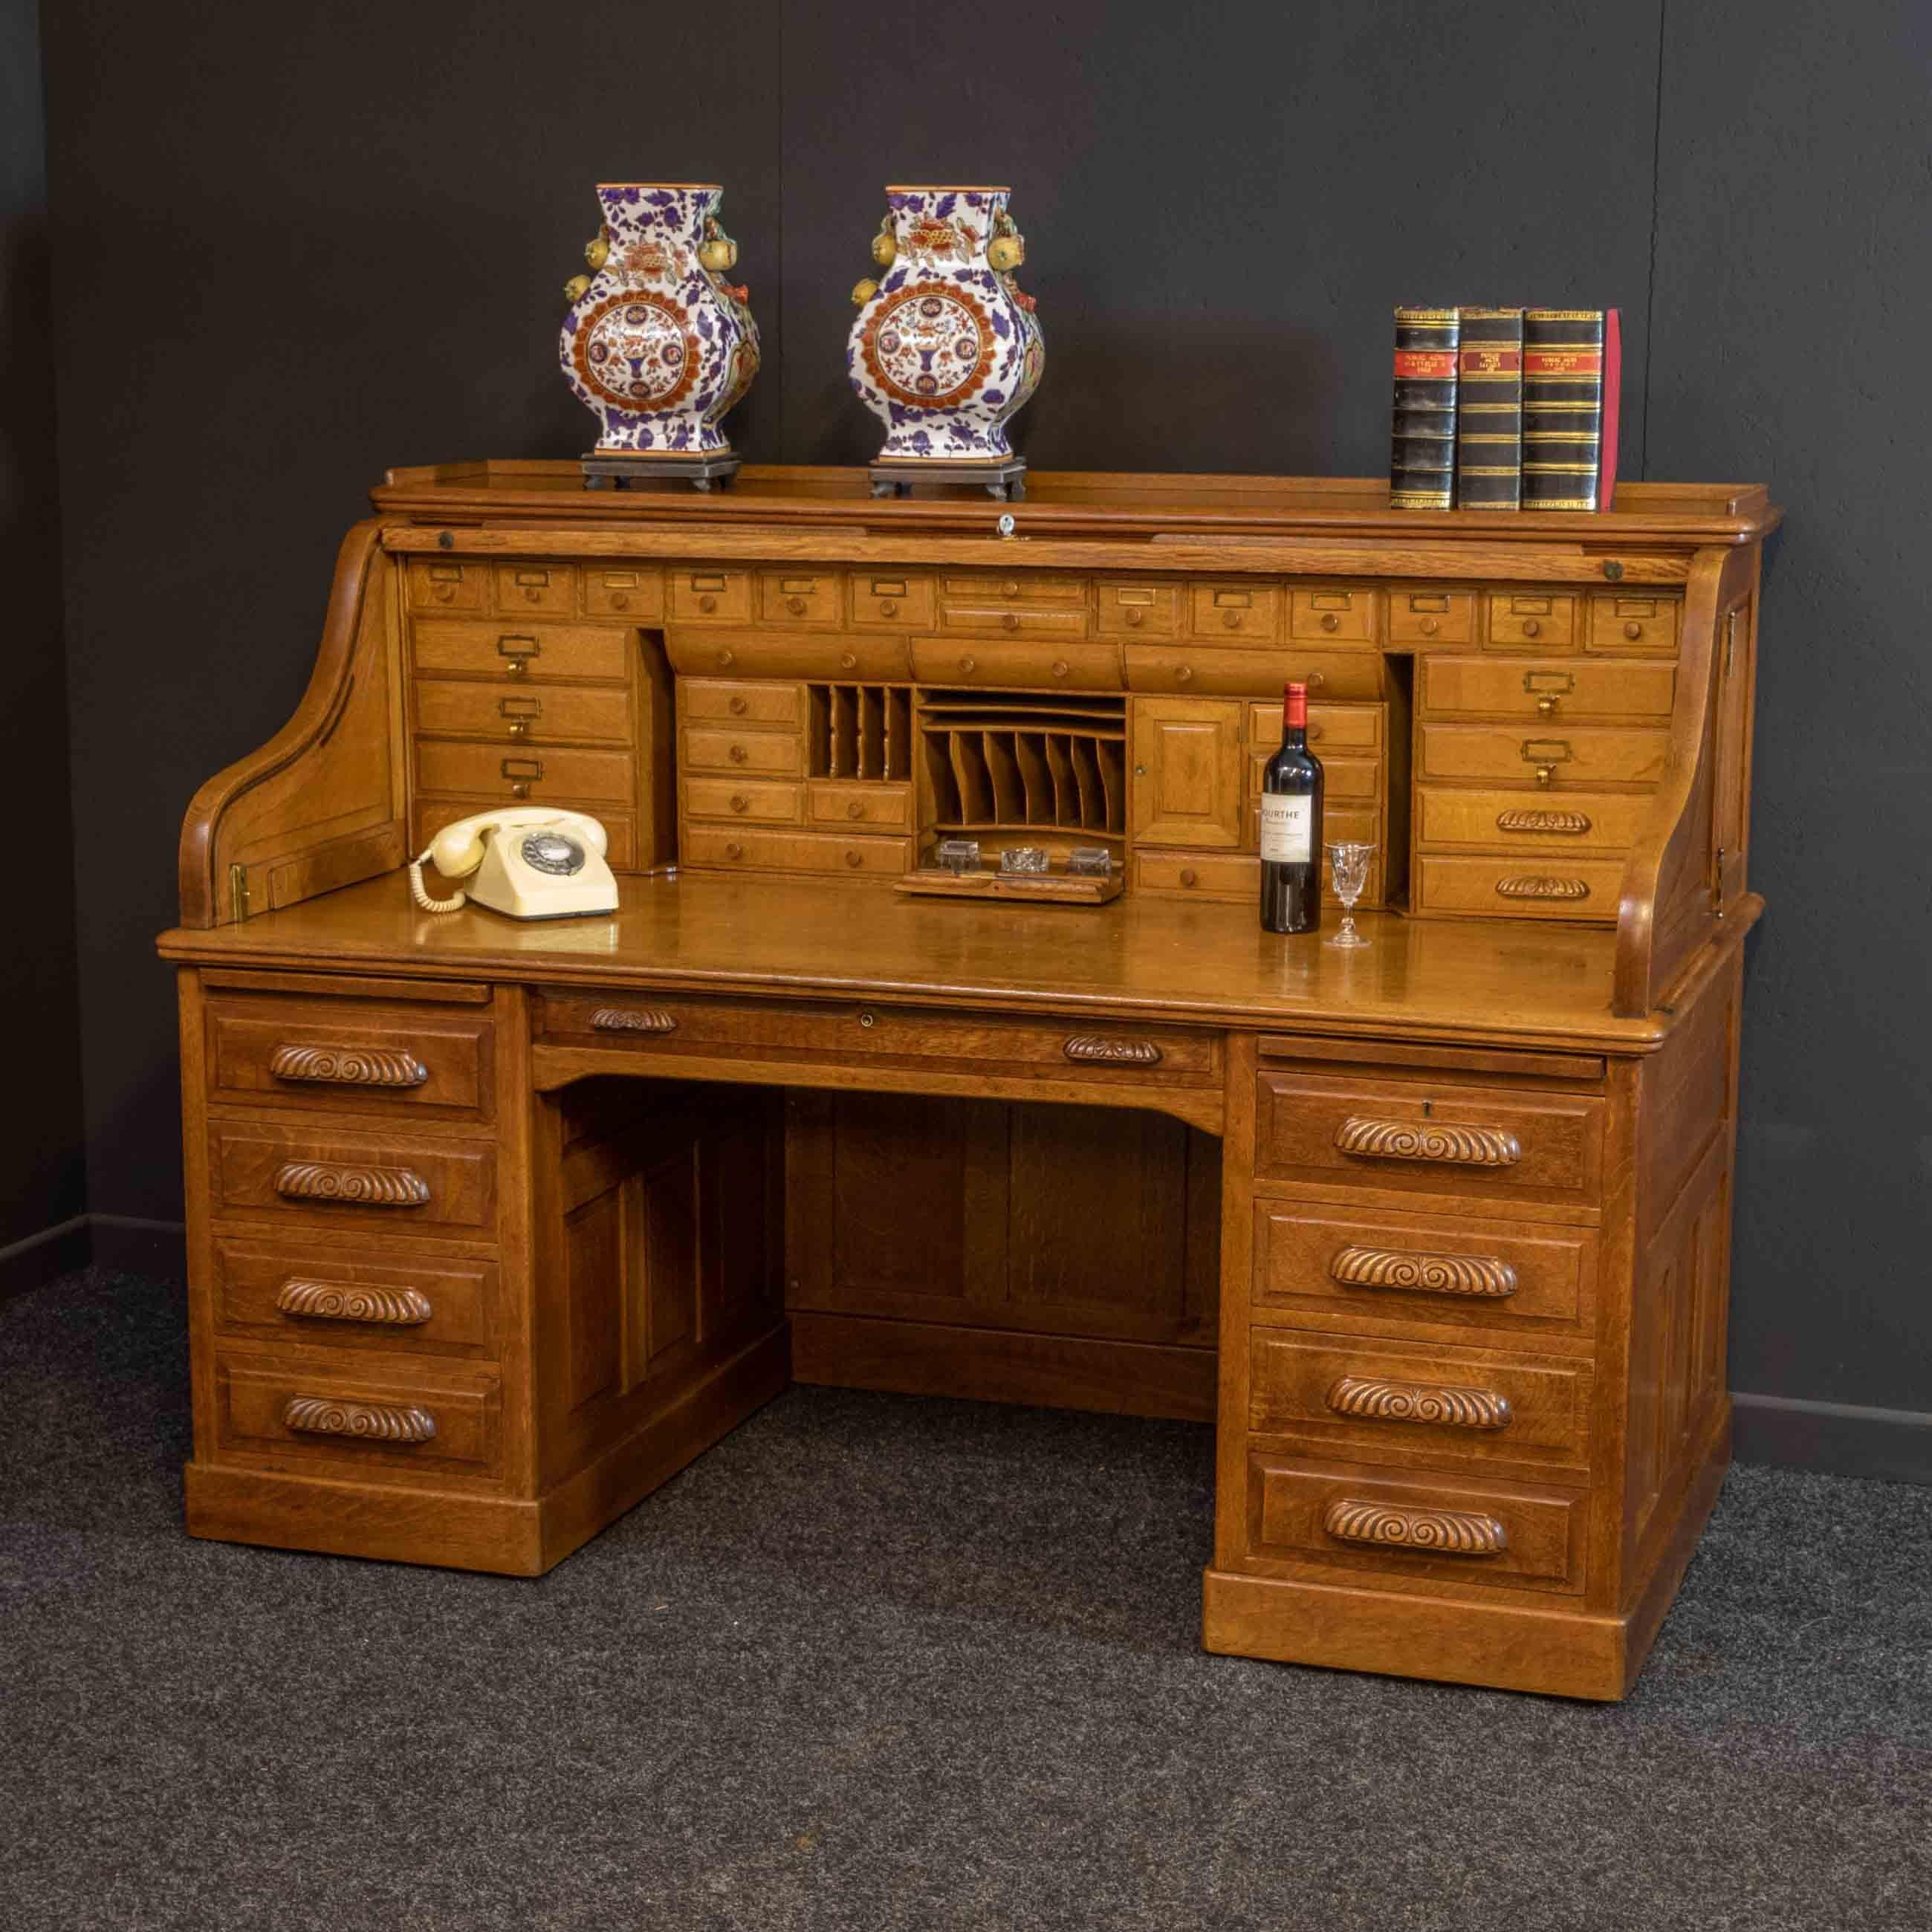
[{"left": 1259, "top": 681, "right": 1323, "bottom": 935}]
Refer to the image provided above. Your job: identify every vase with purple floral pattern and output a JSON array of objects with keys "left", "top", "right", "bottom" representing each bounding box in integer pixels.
[
  {"left": 560, "top": 183, "right": 758, "bottom": 459},
  {"left": 846, "top": 185, "right": 1043, "bottom": 469}
]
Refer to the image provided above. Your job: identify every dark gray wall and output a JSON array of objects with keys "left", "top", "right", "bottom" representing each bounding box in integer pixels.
[
  {"left": 0, "top": 0, "right": 85, "bottom": 1262},
  {"left": 30, "top": 1, "right": 1932, "bottom": 1469}
]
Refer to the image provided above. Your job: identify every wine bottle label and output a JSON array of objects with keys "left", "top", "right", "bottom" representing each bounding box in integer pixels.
[{"left": 1259, "top": 794, "right": 1313, "bottom": 863}]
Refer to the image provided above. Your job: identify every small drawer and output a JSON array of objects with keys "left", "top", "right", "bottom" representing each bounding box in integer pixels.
[
  {"left": 407, "top": 559, "right": 484, "bottom": 612},
  {"left": 1124, "top": 646, "right": 1382, "bottom": 701},
  {"left": 678, "top": 678, "right": 803, "bottom": 727},
  {"left": 1290, "top": 587, "right": 1381, "bottom": 643},
  {"left": 414, "top": 739, "right": 635, "bottom": 804},
  {"left": 583, "top": 566, "right": 664, "bottom": 620},
  {"left": 1417, "top": 723, "right": 1670, "bottom": 788},
  {"left": 933, "top": 604, "right": 1093, "bottom": 642},
  {"left": 1245, "top": 1452, "right": 1586, "bottom": 1594},
  {"left": 681, "top": 826, "right": 911, "bottom": 876},
  {"left": 808, "top": 781, "right": 912, "bottom": 830},
  {"left": 1388, "top": 589, "right": 1474, "bottom": 645},
  {"left": 413, "top": 679, "right": 633, "bottom": 745},
  {"left": 758, "top": 571, "right": 843, "bottom": 626},
  {"left": 1187, "top": 581, "right": 1283, "bottom": 641},
  {"left": 1094, "top": 580, "right": 1181, "bottom": 639},
  {"left": 680, "top": 727, "right": 804, "bottom": 778},
  {"left": 1412, "top": 854, "right": 1627, "bottom": 922},
  {"left": 1485, "top": 591, "right": 1578, "bottom": 648},
  {"left": 669, "top": 569, "right": 754, "bottom": 623},
  {"left": 1132, "top": 850, "right": 1258, "bottom": 901},
  {"left": 683, "top": 777, "right": 804, "bottom": 825},
  {"left": 1589, "top": 594, "right": 1680, "bottom": 652},
  {"left": 537, "top": 991, "right": 1221, "bottom": 1086},
  {"left": 207, "top": 1121, "right": 497, "bottom": 1237},
  {"left": 1416, "top": 787, "right": 1651, "bottom": 855},
  {"left": 941, "top": 572, "right": 1088, "bottom": 604},
  {"left": 1251, "top": 1199, "right": 1596, "bottom": 1338},
  {"left": 664, "top": 632, "right": 912, "bottom": 682},
  {"left": 410, "top": 620, "right": 630, "bottom": 685},
  {"left": 413, "top": 798, "right": 636, "bottom": 871},
  {"left": 1421, "top": 656, "right": 1675, "bottom": 723},
  {"left": 495, "top": 563, "right": 574, "bottom": 615},
  {"left": 1254, "top": 1069, "right": 1604, "bottom": 1210},
  {"left": 214, "top": 1352, "right": 501, "bottom": 1479},
  {"left": 850, "top": 574, "right": 936, "bottom": 629},
  {"left": 211, "top": 1235, "right": 497, "bottom": 1357},
  {"left": 205, "top": 996, "right": 493, "bottom": 1119},
  {"left": 1245, "top": 701, "right": 1384, "bottom": 749},
  {"left": 911, "top": 639, "right": 1122, "bottom": 690}
]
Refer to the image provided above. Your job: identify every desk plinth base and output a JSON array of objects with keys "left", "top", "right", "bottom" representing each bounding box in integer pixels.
[{"left": 184, "top": 1323, "right": 790, "bottom": 1578}]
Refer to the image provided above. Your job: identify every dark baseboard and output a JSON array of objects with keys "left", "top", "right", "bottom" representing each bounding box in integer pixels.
[
  {"left": 91, "top": 1214, "right": 189, "bottom": 1283},
  {"left": 0, "top": 1214, "right": 92, "bottom": 1304},
  {"left": 1733, "top": 1392, "right": 1932, "bottom": 1488}
]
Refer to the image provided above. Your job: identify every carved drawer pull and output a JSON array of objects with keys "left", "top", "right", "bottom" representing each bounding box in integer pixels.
[
  {"left": 1323, "top": 1498, "right": 1508, "bottom": 1557},
  {"left": 1334, "top": 1117, "right": 1521, "bottom": 1167},
  {"left": 268, "top": 1045, "right": 428, "bottom": 1089},
  {"left": 284, "top": 1396, "right": 436, "bottom": 1444},
  {"left": 1327, "top": 1375, "right": 1512, "bottom": 1430},
  {"left": 1496, "top": 875, "right": 1591, "bottom": 901},
  {"left": 277, "top": 1280, "right": 433, "bottom": 1325},
  {"left": 1063, "top": 1035, "right": 1163, "bottom": 1066},
  {"left": 1329, "top": 1245, "right": 1518, "bottom": 1298},
  {"left": 274, "top": 1162, "right": 432, "bottom": 1206},
  {"left": 591, "top": 1007, "right": 678, "bottom": 1034},
  {"left": 1496, "top": 808, "right": 1592, "bottom": 836}
]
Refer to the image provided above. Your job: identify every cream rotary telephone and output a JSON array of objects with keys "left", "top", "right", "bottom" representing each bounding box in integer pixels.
[{"left": 408, "top": 808, "right": 618, "bottom": 918}]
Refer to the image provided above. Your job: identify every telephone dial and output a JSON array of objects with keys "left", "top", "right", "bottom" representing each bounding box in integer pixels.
[{"left": 408, "top": 808, "right": 618, "bottom": 919}]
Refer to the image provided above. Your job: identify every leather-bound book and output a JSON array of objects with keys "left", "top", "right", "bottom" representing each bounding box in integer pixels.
[
  {"left": 1389, "top": 307, "right": 1459, "bottom": 509},
  {"left": 1453, "top": 307, "right": 1525, "bottom": 509},
  {"left": 1523, "top": 308, "right": 1622, "bottom": 510}
]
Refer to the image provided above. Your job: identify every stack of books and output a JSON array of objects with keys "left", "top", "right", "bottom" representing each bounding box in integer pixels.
[{"left": 1390, "top": 307, "right": 1621, "bottom": 512}]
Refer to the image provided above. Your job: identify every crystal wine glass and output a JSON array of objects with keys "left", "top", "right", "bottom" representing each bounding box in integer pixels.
[{"left": 1325, "top": 840, "right": 1376, "bottom": 948}]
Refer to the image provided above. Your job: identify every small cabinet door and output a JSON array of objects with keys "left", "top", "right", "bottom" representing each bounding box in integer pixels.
[{"left": 1131, "top": 697, "right": 1243, "bottom": 849}]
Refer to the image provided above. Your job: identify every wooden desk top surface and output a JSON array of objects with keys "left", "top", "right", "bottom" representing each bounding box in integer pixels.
[{"left": 159, "top": 872, "right": 1747, "bottom": 1051}]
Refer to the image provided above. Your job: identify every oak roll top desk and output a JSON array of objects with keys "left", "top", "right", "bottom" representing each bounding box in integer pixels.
[{"left": 158, "top": 464, "right": 1777, "bottom": 1700}]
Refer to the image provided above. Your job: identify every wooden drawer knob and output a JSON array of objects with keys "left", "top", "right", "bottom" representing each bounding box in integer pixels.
[
  {"left": 268, "top": 1045, "right": 428, "bottom": 1089},
  {"left": 717, "top": 649, "right": 736, "bottom": 668},
  {"left": 843, "top": 849, "right": 863, "bottom": 868},
  {"left": 1222, "top": 609, "right": 1243, "bottom": 630},
  {"left": 1175, "top": 665, "right": 1193, "bottom": 682},
  {"left": 1306, "top": 670, "right": 1324, "bottom": 689},
  {"left": 1320, "top": 612, "right": 1340, "bottom": 632},
  {"left": 1051, "top": 659, "right": 1069, "bottom": 679},
  {"left": 1522, "top": 617, "right": 1542, "bottom": 638},
  {"left": 698, "top": 594, "right": 718, "bottom": 613},
  {"left": 879, "top": 598, "right": 899, "bottom": 617},
  {"left": 1002, "top": 579, "right": 1020, "bottom": 597},
  {"left": 729, "top": 694, "right": 748, "bottom": 714},
  {"left": 273, "top": 1161, "right": 431, "bottom": 1206},
  {"left": 1323, "top": 1498, "right": 1507, "bottom": 1557},
  {"left": 1624, "top": 620, "right": 1644, "bottom": 640},
  {"left": 611, "top": 591, "right": 629, "bottom": 611},
  {"left": 1126, "top": 608, "right": 1144, "bottom": 627},
  {"left": 284, "top": 1395, "right": 436, "bottom": 1444},
  {"left": 725, "top": 841, "right": 745, "bottom": 860},
  {"left": 729, "top": 794, "right": 750, "bottom": 814},
  {"left": 728, "top": 743, "right": 749, "bottom": 763},
  {"left": 1329, "top": 1244, "right": 1518, "bottom": 1298},
  {"left": 524, "top": 587, "right": 542, "bottom": 604},
  {"left": 277, "top": 1280, "right": 432, "bottom": 1326},
  {"left": 1334, "top": 1116, "right": 1521, "bottom": 1167},
  {"left": 591, "top": 1006, "right": 676, "bottom": 1033},
  {"left": 787, "top": 595, "right": 807, "bottom": 615},
  {"left": 1327, "top": 1374, "right": 1511, "bottom": 1430},
  {"left": 433, "top": 583, "right": 454, "bottom": 603},
  {"left": 1419, "top": 617, "right": 1438, "bottom": 637},
  {"left": 840, "top": 652, "right": 858, "bottom": 670},
  {"left": 846, "top": 800, "right": 865, "bottom": 820},
  {"left": 1179, "top": 868, "right": 1199, "bottom": 888},
  {"left": 1001, "top": 612, "right": 1020, "bottom": 630},
  {"left": 959, "top": 655, "right": 977, "bottom": 673},
  {"left": 1063, "top": 1035, "right": 1162, "bottom": 1066}
]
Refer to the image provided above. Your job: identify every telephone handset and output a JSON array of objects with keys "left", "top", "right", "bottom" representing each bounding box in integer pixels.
[{"left": 409, "top": 808, "right": 618, "bottom": 919}]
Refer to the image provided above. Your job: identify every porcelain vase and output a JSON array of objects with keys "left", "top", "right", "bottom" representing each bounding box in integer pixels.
[
  {"left": 559, "top": 183, "right": 759, "bottom": 457},
  {"left": 846, "top": 185, "right": 1043, "bottom": 465}
]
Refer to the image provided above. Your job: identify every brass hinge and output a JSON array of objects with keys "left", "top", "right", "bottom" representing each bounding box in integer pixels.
[{"left": 230, "top": 862, "right": 251, "bottom": 924}]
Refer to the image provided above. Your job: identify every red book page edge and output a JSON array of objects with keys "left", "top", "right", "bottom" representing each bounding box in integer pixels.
[{"left": 1600, "top": 308, "right": 1623, "bottom": 510}]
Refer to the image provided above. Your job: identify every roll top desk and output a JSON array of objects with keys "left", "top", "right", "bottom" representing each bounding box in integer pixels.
[{"left": 159, "top": 466, "right": 1775, "bottom": 1699}]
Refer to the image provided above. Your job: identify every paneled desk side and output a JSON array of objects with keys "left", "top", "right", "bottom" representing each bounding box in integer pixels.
[{"left": 161, "top": 466, "right": 1773, "bottom": 1699}]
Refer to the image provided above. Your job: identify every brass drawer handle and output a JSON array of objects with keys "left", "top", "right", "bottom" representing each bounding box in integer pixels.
[
  {"left": 1497, "top": 808, "right": 1591, "bottom": 835},
  {"left": 497, "top": 634, "right": 539, "bottom": 675},
  {"left": 502, "top": 756, "right": 543, "bottom": 781},
  {"left": 1328, "top": 1375, "right": 1512, "bottom": 1430},
  {"left": 591, "top": 1007, "right": 677, "bottom": 1034},
  {"left": 268, "top": 1045, "right": 428, "bottom": 1088},
  {"left": 1496, "top": 875, "right": 1591, "bottom": 901},
  {"left": 1323, "top": 1498, "right": 1508, "bottom": 1557},
  {"left": 1520, "top": 738, "right": 1571, "bottom": 764},
  {"left": 277, "top": 1280, "right": 433, "bottom": 1326},
  {"left": 1329, "top": 1244, "right": 1518, "bottom": 1298},
  {"left": 274, "top": 1161, "right": 432, "bottom": 1207},
  {"left": 1334, "top": 1117, "right": 1521, "bottom": 1167},
  {"left": 1537, "top": 695, "right": 1560, "bottom": 716},
  {"left": 1063, "top": 1035, "right": 1163, "bottom": 1066},
  {"left": 284, "top": 1395, "right": 436, "bottom": 1444}
]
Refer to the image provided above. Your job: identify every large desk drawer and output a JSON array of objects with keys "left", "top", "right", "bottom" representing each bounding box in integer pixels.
[
  {"left": 207, "top": 1121, "right": 497, "bottom": 1238},
  {"left": 1254, "top": 1070, "right": 1604, "bottom": 1211},
  {"left": 537, "top": 991, "right": 1223, "bottom": 1086}
]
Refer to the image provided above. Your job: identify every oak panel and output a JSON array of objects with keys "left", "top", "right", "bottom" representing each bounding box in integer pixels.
[
  {"left": 581, "top": 564, "right": 664, "bottom": 620},
  {"left": 1418, "top": 722, "right": 1671, "bottom": 787},
  {"left": 414, "top": 739, "right": 635, "bottom": 805},
  {"left": 414, "top": 678, "right": 635, "bottom": 746},
  {"left": 1413, "top": 854, "right": 1629, "bottom": 922},
  {"left": 1420, "top": 656, "right": 1676, "bottom": 723},
  {"left": 1416, "top": 787, "right": 1653, "bottom": 855},
  {"left": 1387, "top": 589, "right": 1474, "bottom": 644},
  {"left": 410, "top": 620, "right": 630, "bottom": 684},
  {"left": 494, "top": 562, "right": 574, "bottom": 615},
  {"left": 1124, "top": 644, "right": 1383, "bottom": 701},
  {"left": 1187, "top": 580, "right": 1283, "bottom": 641},
  {"left": 207, "top": 1120, "right": 497, "bottom": 1236},
  {"left": 1289, "top": 586, "right": 1381, "bottom": 643},
  {"left": 849, "top": 572, "right": 936, "bottom": 629},
  {"left": 681, "top": 825, "right": 912, "bottom": 876},
  {"left": 1587, "top": 593, "right": 1680, "bottom": 652},
  {"left": 682, "top": 777, "right": 805, "bottom": 825},
  {"left": 678, "top": 678, "right": 804, "bottom": 727},
  {"left": 912, "top": 638, "right": 1120, "bottom": 687}
]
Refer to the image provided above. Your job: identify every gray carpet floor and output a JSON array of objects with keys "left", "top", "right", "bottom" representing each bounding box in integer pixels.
[{"left": 2, "top": 1267, "right": 1928, "bottom": 1931}]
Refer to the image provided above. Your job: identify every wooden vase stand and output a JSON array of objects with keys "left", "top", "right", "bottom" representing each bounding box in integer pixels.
[
  {"left": 582, "top": 450, "right": 742, "bottom": 491},
  {"left": 869, "top": 456, "right": 1027, "bottom": 500}
]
